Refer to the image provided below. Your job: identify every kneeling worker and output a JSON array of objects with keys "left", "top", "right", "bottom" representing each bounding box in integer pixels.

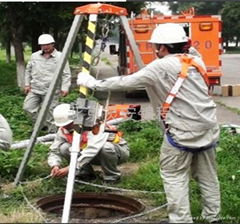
[{"left": 48, "top": 103, "right": 129, "bottom": 183}]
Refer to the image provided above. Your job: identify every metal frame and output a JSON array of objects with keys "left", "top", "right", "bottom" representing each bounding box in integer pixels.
[{"left": 14, "top": 3, "right": 144, "bottom": 223}]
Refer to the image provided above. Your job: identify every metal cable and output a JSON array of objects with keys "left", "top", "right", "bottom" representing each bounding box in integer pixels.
[
  {"left": 19, "top": 175, "right": 52, "bottom": 185},
  {"left": 15, "top": 174, "right": 165, "bottom": 223},
  {"left": 75, "top": 179, "right": 165, "bottom": 194},
  {"left": 113, "top": 203, "right": 168, "bottom": 223},
  {"left": 19, "top": 184, "right": 48, "bottom": 223}
]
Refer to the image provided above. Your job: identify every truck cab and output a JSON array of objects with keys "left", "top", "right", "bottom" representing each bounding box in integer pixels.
[{"left": 113, "top": 9, "right": 223, "bottom": 87}]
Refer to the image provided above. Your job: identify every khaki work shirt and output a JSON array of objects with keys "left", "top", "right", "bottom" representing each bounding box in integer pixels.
[
  {"left": 48, "top": 124, "right": 127, "bottom": 168},
  {"left": 25, "top": 49, "right": 71, "bottom": 95},
  {"left": 92, "top": 54, "right": 219, "bottom": 147}
]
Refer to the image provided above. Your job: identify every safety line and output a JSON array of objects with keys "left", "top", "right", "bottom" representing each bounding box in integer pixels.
[
  {"left": 19, "top": 184, "right": 48, "bottom": 223},
  {"left": 14, "top": 174, "right": 166, "bottom": 223},
  {"left": 112, "top": 203, "right": 168, "bottom": 223},
  {"left": 19, "top": 174, "right": 52, "bottom": 185},
  {"left": 75, "top": 179, "right": 165, "bottom": 194}
]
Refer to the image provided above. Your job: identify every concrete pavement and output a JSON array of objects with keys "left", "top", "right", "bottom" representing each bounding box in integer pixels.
[
  {"left": 212, "top": 54, "right": 240, "bottom": 125},
  {"left": 213, "top": 95, "right": 240, "bottom": 126}
]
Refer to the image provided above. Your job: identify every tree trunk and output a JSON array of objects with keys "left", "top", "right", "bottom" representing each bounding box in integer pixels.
[
  {"left": 12, "top": 35, "right": 25, "bottom": 88},
  {"left": 225, "top": 40, "right": 229, "bottom": 49},
  {"left": 31, "top": 22, "right": 42, "bottom": 53},
  {"left": 235, "top": 37, "right": 239, "bottom": 48},
  {"left": 6, "top": 38, "right": 11, "bottom": 64},
  {"left": 7, "top": 5, "right": 25, "bottom": 88}
]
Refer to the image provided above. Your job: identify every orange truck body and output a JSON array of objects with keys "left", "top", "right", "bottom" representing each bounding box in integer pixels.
[{"left": 119, "top": 12, "right": 223, "bottom": 86}]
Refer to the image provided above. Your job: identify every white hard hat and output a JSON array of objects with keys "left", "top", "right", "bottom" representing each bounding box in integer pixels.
[
  {"left": 53, "top": 104, "right": 74, "bottom": 127},
  {"left": 38, "top": 34, "right": 55, "bottom": 45},
  {"left": 149, "top": 23, "right": 188, "bottom": 44}
]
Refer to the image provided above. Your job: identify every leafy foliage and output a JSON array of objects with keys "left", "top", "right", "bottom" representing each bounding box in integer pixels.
[
  {"left": 0, "top": 87, "right": 31, "bottom": 140},
  {"left": 168, "top": 1, "right": 240, "bottom": 48},
  {"left": 0, "top": 144, "right": 49, "bottom": 181},
  {"left": 0, "top": 51, "right": 240, "bottom": 222},
  {"left": 168, "top": 2, "right": 224, "bottom": 15},
  {"left": 0, "top": 60, "right": 17, "bottom": 86},
  {"left": 221, "top": 2, "right": 240, "bottom": 47},
  {"left": 119, "top": 120, "right": 163, "bottom": 162},
  {"left": 217, "top": 129, "right": 240, "bottom": 220}
]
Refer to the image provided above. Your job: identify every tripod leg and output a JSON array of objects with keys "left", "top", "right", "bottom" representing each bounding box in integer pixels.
[{"left": 61, "top": 131, "right": 81, "bottom": 223}]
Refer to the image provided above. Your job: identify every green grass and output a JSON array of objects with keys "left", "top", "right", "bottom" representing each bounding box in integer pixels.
[
  {"left": 0, "top": 49, "right": 240, "bottom": 223},
  {"left": 224, "top": 47, "right": 240, "bottom": 54},
  {"left": 0, "top": 60, "right": 17, "bottom": 87},
  {"left": 215, "top": 100, "right": 240, "bottom": 115}
]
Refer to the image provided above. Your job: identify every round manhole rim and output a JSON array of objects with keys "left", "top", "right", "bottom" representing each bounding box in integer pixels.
[{"left": 37, "top": 192, "right": 145, "bottom": 219}]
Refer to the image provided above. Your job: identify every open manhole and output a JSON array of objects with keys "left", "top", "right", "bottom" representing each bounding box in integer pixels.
[{"left": 37, "top": 192, "right": 145, "bottom": 220}]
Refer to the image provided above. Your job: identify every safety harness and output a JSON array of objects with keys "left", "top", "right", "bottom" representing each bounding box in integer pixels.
[
  {"left": 160, "top": 54, "right": 209, "bottom": 120},
  {"left": 105, "top": 123, "right": 123, "bottom": 144},
  {"left": 61, "top": 128, "right": 88, "bottom": 149},
  {"left": 61, "top": 124, "right": 122, "bottom": 151},
  {"left": 161, "top": 54, "right": 216, "bottom": 153}
]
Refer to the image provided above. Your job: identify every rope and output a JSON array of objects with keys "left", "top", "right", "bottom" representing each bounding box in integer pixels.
[
  {"left": 75, "top": 179, "right": 165, "bottom": 195},
  {"left": 19, "top": 174, "right": 51, "bottom": 185},
  {"left": 113, "top": 203, "right": 168, "bottom": 223},
  {"left": 92, "top": 16, "right": 112, "bottom": 66},
  {"left": 19, "top": 183, "right": 48, "bottom": 223},
  {"left": 103, "top": 90, "right": 111, "bottom": 126},
  {"left": 15, "top": 175, "right": 52, "bottom": 223},
  {"left": 15, "top": 174, "right": 166, "bottom": 223}
]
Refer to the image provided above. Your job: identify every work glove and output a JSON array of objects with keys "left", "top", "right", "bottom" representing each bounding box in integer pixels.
[{"left": 77, "top": 72, "right": 97, "bottom": 89}]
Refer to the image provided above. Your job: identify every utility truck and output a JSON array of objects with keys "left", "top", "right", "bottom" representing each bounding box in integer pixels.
[{"left": 111, "top": 8, "right": 223, "bottom": 87}]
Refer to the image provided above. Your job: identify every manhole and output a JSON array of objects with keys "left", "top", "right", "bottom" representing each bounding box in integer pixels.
[{"left": 37, "top": 192, "right": 145, "bottom": 220}]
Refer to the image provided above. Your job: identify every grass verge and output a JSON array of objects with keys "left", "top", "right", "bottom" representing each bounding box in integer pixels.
[{"left": 0, "top": 50, "right": 240, "bottom": 223}]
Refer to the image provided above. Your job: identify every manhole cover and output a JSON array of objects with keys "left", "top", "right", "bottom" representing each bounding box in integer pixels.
[{"left": 37, "top": 192, "right": 145, "bottom": 219}]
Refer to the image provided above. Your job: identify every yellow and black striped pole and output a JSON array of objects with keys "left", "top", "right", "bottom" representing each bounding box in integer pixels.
[{"left": 80, "top": 14, "right": 98, "bottom": 96}]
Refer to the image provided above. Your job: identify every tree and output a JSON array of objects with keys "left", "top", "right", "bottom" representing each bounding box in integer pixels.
[
  {"left": 0, "top": 2, "right": 83, "bottom": 87},
  {"left": 168, "top": 1, "right": 224, "bottom": 15},
  {"left": 0, "top": 2, "right": 145, "bottom": 88},
  {"left": 221, "top": 2, "right": 240, "bottom": 48},
  {"left": 0, "top": 3, "right": 28, "bottom": 88}
]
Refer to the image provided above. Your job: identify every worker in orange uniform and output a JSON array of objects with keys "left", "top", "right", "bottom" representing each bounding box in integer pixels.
[
  {"left": 48, "top": 103, "right": 129, "bottom": 183},
  {"left": 77, "top": 23, "right": 221, "bottom": 223}
]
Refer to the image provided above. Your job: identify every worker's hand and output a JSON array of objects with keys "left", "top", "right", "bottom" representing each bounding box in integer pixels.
[
  {"left": 60, "top": 90, "right": 69, "bottom": 97},
  {"left": 77, "top": 72, "right": 96, "bottom": 89},
  {"left": 51, "top": 165, "right": 60, "bottom": 177},
  {"left": 24, "top": 86, "right": 31, "bottom": 94},
  {"left": 55, "top": 166, "right": 69, "bottom": 178}
]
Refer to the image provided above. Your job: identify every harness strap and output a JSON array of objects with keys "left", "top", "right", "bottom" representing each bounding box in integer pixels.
[
  {"left": 160, "top": 54, "right": 209, "bottom": 121},
  {"left": 61, "top": 128, "right": 88, "bottom": 149},
  {"left": 166, "top": 131, "right": 217, "bottom": 153},
  {"left": 105, "top": 123, "right": 123, "bottom": 144}
]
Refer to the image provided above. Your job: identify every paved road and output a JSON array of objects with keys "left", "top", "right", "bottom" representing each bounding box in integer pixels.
[
  {"left": 94, "top": 53, "right": 240, "bottom": 126},
  {"left": 214, "top": 54, "right": 240, "bottom": 125}
]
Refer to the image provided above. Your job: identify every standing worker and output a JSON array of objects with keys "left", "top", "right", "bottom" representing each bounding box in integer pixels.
[
  {"left": 23, "top": 34, "right": 71, "bottom": 133},
  {"left": 77, "top": 23, "right": 221, "bottom": 223},
  {"left": 48, "top": 103, "right": 129, "bottom": 183},
  {"left": 0, "top": 114, "right": 13, "bottom": 150}
]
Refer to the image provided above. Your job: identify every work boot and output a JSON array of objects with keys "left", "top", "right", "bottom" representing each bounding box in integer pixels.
[
  {"left": 76, "top": 164, "right": 96, "bottom": 181},
  {"left": 76, "top": 172, "right": 96, "bottom": 181},
  {"left": 102, "top": 176, "right": 121, "bottom": 184},
  {"left": 210, "top": 220, "right": 223, "bottom": 224}
]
